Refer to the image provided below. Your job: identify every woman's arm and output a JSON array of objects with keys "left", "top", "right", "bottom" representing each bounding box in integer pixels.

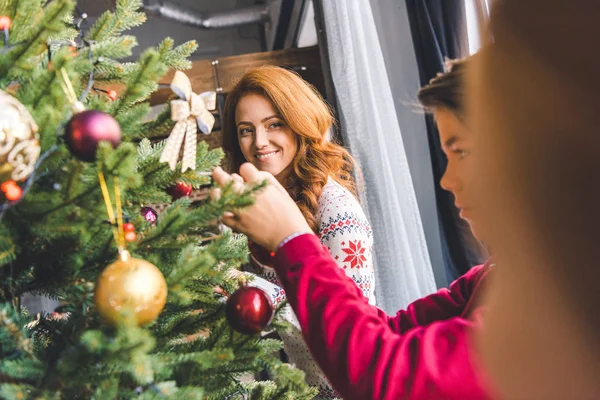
[
  {"left": 383, "top": 264, "right": 486, "bottom": 333},
  {"left": 275, "top": 234, "right": 492, "bottom": 400}
]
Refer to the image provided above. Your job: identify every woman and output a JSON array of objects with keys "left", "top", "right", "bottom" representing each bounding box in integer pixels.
[
  {"left": 221, "top": 66, "right": 375, "bottom": 398},
  {"left": 213, "top": 56, "right": 496, "bottom": 400}
]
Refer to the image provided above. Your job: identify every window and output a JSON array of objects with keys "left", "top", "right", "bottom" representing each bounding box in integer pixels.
[{"left": 465, "top": 0, "right": 490, "bottom": 55}]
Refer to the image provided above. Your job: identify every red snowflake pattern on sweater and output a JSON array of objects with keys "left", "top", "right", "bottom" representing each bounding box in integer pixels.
[
  {"left": 341, "top": 240, "right": 367, "bottom": 268},
  {"left": 318, "top": 182, "right": 375, "bottom": 300}
]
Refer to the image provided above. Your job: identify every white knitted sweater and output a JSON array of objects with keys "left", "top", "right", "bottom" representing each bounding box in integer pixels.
[{"left": 245, "top": 179, "right": 375, "bottom": 399}]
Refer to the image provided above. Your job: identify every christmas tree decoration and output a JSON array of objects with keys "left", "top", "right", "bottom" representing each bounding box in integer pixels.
[
  {"left": 1, "top": 180, "right": 22, "bottom": 201},
  {"left": 159, "top": 71, "right": 216, "bottom": 172},
  {"left": 0, "top": 90, "right": 41, "bottom": 186},
  {"left": 226, "top": 284, "right": 273, "bottom": 335},
  {"left": 141, "top": 206, "right": 158, "bottom": 224},
  {"left": 95, "top": 250, "right": 167, "bottom": 326},
  {"left": 167, "top": 181, "right": 192, "bottom": 200},
  {"left": 95, "top": 173, "right": 166, "bottom": 326},
  {"left": 0, "top": 15, "right": 11, "bottom": 30},
  {"left": 107, "top": 90, "right": 118, "bottom": 101},
  {"left": 58, "top": 68, "right": 121, "bottom": 162},
  {"left": 124, "top": 231, "right": 137, "bottom": 242},
  {"left": 65, "top": 110, "right": 122, "bottom": 162},
  {"left": 200, "top": 91, "right": 217, "bottom": 112},
  {"left": 92, "top": 87, "right": 118, "bottom": 101}
]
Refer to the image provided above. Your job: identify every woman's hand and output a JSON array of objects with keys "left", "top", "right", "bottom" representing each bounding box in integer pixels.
[{"left": 212, "top": 163, "right": 313, "bottom": 252}]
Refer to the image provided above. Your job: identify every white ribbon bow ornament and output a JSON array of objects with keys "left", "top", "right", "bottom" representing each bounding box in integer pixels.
[{"left": 160, "top": 71, "right": 216, "bottom": 172}]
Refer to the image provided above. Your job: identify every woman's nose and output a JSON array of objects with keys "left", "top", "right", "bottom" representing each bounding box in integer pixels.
[
  {"left": 255, "top": 128, "right": 269, "bottom": 148},
  {"left": 440, "top": 169, "right": 463, "bottom": 194}
]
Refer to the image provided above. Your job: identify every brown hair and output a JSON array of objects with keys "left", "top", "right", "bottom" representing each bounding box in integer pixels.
[
  {"left": 222, "top": 66, "right": 357, "bottom": 232},
  {"left": 417, "top": 58, "right": 470, "bottom": 118}
]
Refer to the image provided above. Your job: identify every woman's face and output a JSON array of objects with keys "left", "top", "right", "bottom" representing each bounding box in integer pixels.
[
  {"left": 435, "top": 107, "right": 483, "bottom": 240},
  {"left": 235, "top": 93, "right": 298, "bottom": 182}
]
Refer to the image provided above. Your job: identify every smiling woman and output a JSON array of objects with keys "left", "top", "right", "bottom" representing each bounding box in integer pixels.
[
  {"left": 222, "top": 66, "right": 356, "bottom": 233},
  {"left": 221, "top": 66, "right": 375, "bottom": 398},
  {"left": 234, "top": 93, "right": 298, "bottom": 183}
]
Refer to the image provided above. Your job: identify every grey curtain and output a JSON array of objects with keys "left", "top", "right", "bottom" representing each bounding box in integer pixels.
[{"left": 319, "top": 0, "right": 437, "bottom": 312}]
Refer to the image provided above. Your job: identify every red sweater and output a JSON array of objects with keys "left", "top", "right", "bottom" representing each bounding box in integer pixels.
[{"left": 274, "top": 233, "right": 495, "bottom": 400}]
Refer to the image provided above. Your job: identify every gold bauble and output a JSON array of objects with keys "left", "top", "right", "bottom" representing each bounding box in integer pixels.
[
  {"left": 0, "top": 90, "right": 40, "bottom": 183},
  {"left": 94, "top": 251, "right": 167, "bottom": 326}
]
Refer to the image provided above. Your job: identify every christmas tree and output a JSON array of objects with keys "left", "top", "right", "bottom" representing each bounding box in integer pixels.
[{"left": 0, "top": 0, "right": 315, "bottom": 398}]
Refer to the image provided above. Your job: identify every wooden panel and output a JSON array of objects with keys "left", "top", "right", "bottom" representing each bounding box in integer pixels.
[
  {"left": 102, "top": 46, "right": 324, "bottom": 105},
  {"left": 152, "top": 45, "right": 324, "bottom": 104}
]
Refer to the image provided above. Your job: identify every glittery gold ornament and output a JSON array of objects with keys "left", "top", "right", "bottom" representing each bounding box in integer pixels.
[
  {"left": 0, "top": 90, "right": 40, "bottom": 184},
  {"left": 94, "top": 250, "right": 167, "bottom": 326}
]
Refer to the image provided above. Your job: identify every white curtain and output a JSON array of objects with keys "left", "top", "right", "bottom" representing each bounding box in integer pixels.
[
  {"left": 321, "top": 0, "right": 436, "bottom": 312},
  {"left": 465, "top": 0, "right": 492, "bottom": 55}
]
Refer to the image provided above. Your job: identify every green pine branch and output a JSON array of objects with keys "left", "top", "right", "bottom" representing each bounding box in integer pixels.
[
  {"left": 0, "top": 0, "right": 75, "bottom": 79},
  {"left": 157, "top": 38, "right": 198, "bottom": 71},
  {"left": 86, "top": 0, "right": 145, "bottom": 42},
  {"left": 90, "top": 35, "right": 138, "bottom": 60},
  {"left": 111, "top": 49, "right": 166, "bottom": 117},
  {"left": 0, "top": 0, "right": 19, "bottom": 21},
  {"left": 117, "top": 102, "right": 152, "bottom": 140},
  {"left": 0, "top": 230, "right": 17, "bottom": 269},
  {"left": 0, "top": 359, "right": 44, "bottom": 381},
  {"left": 138, "top": 105, "right": 175, "bottom": 140}
]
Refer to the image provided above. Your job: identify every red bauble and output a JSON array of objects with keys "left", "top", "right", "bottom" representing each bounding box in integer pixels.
[
  {"left": 123, "top": 222, "right": 135, "bottom": 232},
  {"left": 167, "top": 181, "right": 193, "bottom": 200},
  {"left": 248, "top": 240, "right": 275, "bottom": 268},
  {"left": 226, "top": 285, "right": 273, "bottom": 334},
  {"left": 65, "top": 110, "right": 121, "bottom": 162}
]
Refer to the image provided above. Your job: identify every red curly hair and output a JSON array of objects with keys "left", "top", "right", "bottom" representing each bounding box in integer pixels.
[{"left": 222, "top": 66, "right": 357, "bottom": 233}]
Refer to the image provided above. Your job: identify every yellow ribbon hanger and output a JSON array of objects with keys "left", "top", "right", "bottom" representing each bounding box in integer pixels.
[{"left": 97, "top": 171, "right": 126, "bottom": 251}]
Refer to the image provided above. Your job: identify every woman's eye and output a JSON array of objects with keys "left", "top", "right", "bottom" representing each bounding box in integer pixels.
[
  {"left": 452, "top": 148, "right": 468, "bottom": 159},
  {"left": 268, "top": 122, "right": 283, "bottom": 129},
  {"left": 239, "top": 128, "right": 252, "bottom": 136}
]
